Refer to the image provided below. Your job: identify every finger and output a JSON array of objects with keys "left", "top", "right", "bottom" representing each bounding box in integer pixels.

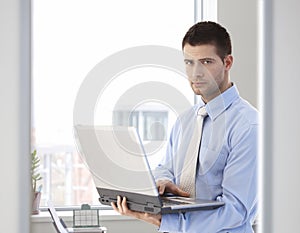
[
  {"left": 156, "top": 180, "right": 170, "bottom": 195},
  {"left": 176, "top": 188, "right": 190, "bottom": 197},
  {"left": 121, "top": 197, "right": 141, "bottom": 218},
  {"left": 170, "top": 186, "right": 190, "bottom": 197},
  {"left": 111, "top": 196, "right": 123, "bottom": 213},
  {"left": 165, "top": 183, "right": 190, "bottom": 197},
  {"left": 122, "top": 197, "right": 133, "bottom": 215},
  {"left": 111, "top": 201, "right": 118, "bottom": 212},
  {"left": 117, "top": 195, "right": 121, "bottom": 205},
  {"left": 121, "top": 196, "right": 129, "bottom": 213},
  {"left": 117, "top": 196, "right": 123, "bottom": 213},
  {"left": 158, "top": 184, "right": 166, "bottom": 195}
]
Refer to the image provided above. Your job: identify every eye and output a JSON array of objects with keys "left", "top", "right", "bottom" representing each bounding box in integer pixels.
[
  {"left": 202, "top": 59, "right": 213, "bottom": 65},
  {"left": 184, "top": 59, "right": 194, "bottom": 65}
]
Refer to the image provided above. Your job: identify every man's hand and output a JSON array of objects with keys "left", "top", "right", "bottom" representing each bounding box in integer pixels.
[
  {"left": 157, "top": 180, "right": 190, "bottom": 197},
  {"left": 111, "top": 196, "right": 162, "bottom": 227},
  {"left": 111, "top": 181, "right": 188, "bottom": 227}
]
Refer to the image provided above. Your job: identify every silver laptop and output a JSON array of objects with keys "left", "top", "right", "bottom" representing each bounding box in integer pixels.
[{"left": 74, "top": 125, "right": 224, "bottom": 214}]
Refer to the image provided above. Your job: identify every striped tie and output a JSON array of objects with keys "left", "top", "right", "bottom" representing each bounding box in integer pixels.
[{"left": 180, "top": 106, "right": 207, "bottom": 198}]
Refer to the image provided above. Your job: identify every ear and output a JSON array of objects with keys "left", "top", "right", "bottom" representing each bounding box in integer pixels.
[{"left": 224, "top": 55, "right": 233, "bottom": 71}]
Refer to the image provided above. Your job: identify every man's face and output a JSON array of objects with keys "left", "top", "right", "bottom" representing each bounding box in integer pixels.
[{"left": 183, "top": 44, "right": 233, "bottom": 103}]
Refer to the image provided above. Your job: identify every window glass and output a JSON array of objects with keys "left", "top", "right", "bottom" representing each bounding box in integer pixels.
[{"left": 32, "top": 0, "right": 194, "bottom": 206}]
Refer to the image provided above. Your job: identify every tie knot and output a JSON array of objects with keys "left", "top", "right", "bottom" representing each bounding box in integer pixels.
[{"left": 197, "top": 106, "right": 208, "bottom": 117}]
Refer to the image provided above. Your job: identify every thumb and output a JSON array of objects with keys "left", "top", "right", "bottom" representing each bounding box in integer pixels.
[{"left": 158, "top": 183, "right": 166, "bottom": 195}]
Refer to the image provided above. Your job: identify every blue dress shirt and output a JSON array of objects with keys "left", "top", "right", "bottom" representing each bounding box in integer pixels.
[{"left": 153, "top": 85, "right": 258, "bottom": 233}]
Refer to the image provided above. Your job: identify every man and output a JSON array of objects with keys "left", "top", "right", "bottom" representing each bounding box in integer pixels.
[{"left": 112, "top": 21, "right": 258, "bottom": 233}]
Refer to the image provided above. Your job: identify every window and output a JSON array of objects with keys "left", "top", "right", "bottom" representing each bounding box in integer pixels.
[
  {"left": 32, "top": 0, "right": 217, "bottom": 207},
  {"left": 143, "top": 111, "right": 168, "bottom": 141},
  {"left": 113, "top": 110, "right": 168, "bottom": 141}
]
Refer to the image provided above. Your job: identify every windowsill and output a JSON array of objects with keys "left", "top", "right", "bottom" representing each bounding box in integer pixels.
[{"left": 31, "top": 209, "right": 135, "bottom": 223}]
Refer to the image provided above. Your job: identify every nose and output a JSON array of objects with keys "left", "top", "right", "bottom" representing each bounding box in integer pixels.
[{"left": 192, "top": 62, "right": 204, "bottom": 79}]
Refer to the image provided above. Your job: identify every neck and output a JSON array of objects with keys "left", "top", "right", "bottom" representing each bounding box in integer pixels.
[{"left": 201, "top": 82, "right": 232, "bottom": 103}]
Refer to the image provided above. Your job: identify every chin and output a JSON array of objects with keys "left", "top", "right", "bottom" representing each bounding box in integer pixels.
[{"left": 192, "top": 87, "right": 203, "bottom": 96}]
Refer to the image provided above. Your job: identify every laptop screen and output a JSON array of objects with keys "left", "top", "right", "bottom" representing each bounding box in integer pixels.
[{"left": 74, "top": 125, "right": 159, "bottom": 196}]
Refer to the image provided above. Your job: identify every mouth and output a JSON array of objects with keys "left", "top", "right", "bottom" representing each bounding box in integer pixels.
[{"left": 192, "top": 81, "right": 206, "bottom": 88}]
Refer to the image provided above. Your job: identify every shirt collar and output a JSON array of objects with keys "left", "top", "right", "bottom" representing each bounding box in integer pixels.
[{"left": 197, "top": 84, "right": 240, "bottom": 121}]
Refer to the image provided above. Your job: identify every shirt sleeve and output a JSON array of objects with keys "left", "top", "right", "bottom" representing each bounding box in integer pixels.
[{"left": 159, "top": 123, "right": 258, "bottom": 233}]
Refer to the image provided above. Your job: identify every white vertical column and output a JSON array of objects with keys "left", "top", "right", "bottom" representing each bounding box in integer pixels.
[
  {"left": 202, "top": 0, "right": 218, "bottom": 21},
  {"left": 194, "top": 0, "right": 218, "bottom": 22},
  {"left": 260, "top": 0, "right": 300, "bottom": 232},
  {"left": 258, "top": 0, "right": 273, "bottom": 231},
  {"left": 0, "top": 0, "right": 31, "bottom": 232}
]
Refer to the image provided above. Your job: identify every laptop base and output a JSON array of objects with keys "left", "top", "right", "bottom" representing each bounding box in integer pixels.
[{"left": 98, "top": 187, "right": 224, "bottom": 214}]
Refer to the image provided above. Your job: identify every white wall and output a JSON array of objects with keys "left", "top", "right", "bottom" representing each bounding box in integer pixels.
[
  {"left": 218, "top": 0, "right": 258, "bottom": 107},
  {"left": 261, "top": 0, "right": 300, "bottom": 232},
  {"left": 0, "top": 0, "right": 31, "bottom": 232}
]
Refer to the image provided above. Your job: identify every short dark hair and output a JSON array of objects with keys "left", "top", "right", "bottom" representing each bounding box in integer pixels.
[{"left": 182, "top": 21, "right": 232, "bottom": 60}]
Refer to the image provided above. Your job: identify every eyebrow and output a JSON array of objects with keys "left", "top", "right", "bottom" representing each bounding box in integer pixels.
[
  {"left": 184, "top": 57, "right": 215, "bottom": 62},
  {"left": 199, "top": 58, "right": 215, "bottom": 62}
]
